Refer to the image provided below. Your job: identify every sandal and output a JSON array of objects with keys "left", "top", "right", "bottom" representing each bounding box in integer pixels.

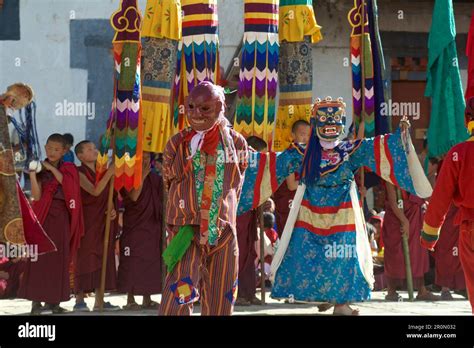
[
  {"left": 141, "top": 301, "right": 160, "bottom": 310},
  {"left": 235, "top": 298, "right": 251, "bottom": 306},
  {"left": 317, "top": 303, "right": 334, "bottom": 312},
  {"left": 385, "top": 292, "right": 403, "bottom": 301},
  {"left": 441, "top": 290, "right": 454, "bottom": 301},
  {"left": 122, "top": 302, "right": 142, "bottom": 311},
  {"left": 416, "top": 291, "right": 441, "bottom": 301}
]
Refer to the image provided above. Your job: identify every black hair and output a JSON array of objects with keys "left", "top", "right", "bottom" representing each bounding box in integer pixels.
[
  {"left": 246, "top": 136, "right": 267, "bottom": 152},
  {"left": 366, "top": 223, "right": 377, "bottom": 238},
  {"left": 63, "top": 133, "right": 74, "bottom": 146},
  {"left": 263, "top": 212, "right": 275, "bottom": 229},
  {"left": 291, "top": 119, "right": 310, "bottom": 133},
  {"left": 46, "top": 133, "right": 67, "bottom": 148},
  {"left": 74, "top": 140, "right": 94, "bottom": 156}
]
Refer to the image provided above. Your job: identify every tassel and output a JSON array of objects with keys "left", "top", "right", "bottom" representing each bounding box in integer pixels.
[{"left": 299, "top": 118, "right": 322, "bottom": 185}]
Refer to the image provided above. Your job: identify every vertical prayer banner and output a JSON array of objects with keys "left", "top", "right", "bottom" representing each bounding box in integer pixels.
[
  {"left": 234, "top": 0, "right": 279, "bottom": 148},
  {"left": 141, "top": 0, "right": 182, "bottom": 154},
  {"left": 348, "top": 0, "right": 388, "bottom": 138},
  {"left": 97, "top": 0, "right": 143, "bottom": 191},
  {"left": 274, "top": 0, "right": 322, "bottom": 151},
  {"left": 172, "top": 0, "right": 220, "bottom": 133}
]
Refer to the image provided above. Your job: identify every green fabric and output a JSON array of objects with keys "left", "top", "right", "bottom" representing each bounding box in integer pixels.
[
  {"left": 162, "top": 225, "right": 195, "bottom": 274},
  {"left": 192, "top": 149, "right": 204, "bottom": 207},
  {"left": 425, "top": 0, "right": 469, "bottom": 158},
  {"left": 208, "top": 144, "right": 224, "bottom": 245}
]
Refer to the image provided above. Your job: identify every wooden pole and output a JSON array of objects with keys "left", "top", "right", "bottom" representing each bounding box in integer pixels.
[{"left": 258, "top": 207, "right": 266, "bottom": 305}]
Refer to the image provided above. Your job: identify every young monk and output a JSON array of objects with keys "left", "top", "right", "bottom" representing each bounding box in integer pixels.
[
  {"left": 73, "top": 140, "right": 119, "bottom": 312},
  {"left": 18, "top": 134, "right": 84, "bottom": 314},
  {"left": 118, "top": 152, "right": 163, "bottom": 310},
  {"left": 272, "top": 120, "right": 310, "bottom": 238}
]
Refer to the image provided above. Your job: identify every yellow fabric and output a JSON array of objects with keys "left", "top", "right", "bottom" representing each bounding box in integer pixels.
[
  {"left": 422, "top": 221, "right": 441, "bottom": 236},
  {"left": 298, "top": 205, "right": 355, "bottom": 229},
  {"left": 143, "top": 101, "right": 173, "bottom": 153},
  {"left": 142, "top": 0, "right": 182, "bottom": 40},
  {"left": 279, "top": 5, "right": 322, "bottom": 43},
  {"left": 273, "top": 105, "right": 311, "bottom": 151}
]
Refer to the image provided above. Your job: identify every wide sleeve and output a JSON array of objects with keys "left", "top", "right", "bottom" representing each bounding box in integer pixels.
[
  {"left": 349, "top": 127, "right": 432, "bottom": 199},
  {"left": 162, "top": 134, "right": 182, "bottom": 191},
  {"left": 237, "top": 148, "right": 303, "bottom": 216},
  {"left": 423, "top": 148, "right": 459, "bottom": 238}
]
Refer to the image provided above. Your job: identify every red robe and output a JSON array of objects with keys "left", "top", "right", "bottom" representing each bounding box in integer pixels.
[
  {"left": 423, "top": 139, "right": 474, "bottom": 313},
  {"left": 117, "top": 172, "right": 163, "bottom": 295},
  {"left": 19, "top": 162, "right": 84, "bottom": 303},
  {"left": 383, "top": 191, "right": 429, "bottom": 289},
  {"left": 272, "top": 181, "right": 295, "bottom": 239},
  {"left": 236, "top": 209, "right": 258, "bottom": 300},
  {"left": 74, "top": 165, "right": 117, "bottom": 293},
  {"left": 0, "top": 257, "right": 26, "bottom": 299}
]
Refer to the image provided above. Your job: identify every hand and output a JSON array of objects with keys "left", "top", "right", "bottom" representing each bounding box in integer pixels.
[
  {"left": 399, "top": 116, "right": 411, "bottom": 132},
  {"left": 106, "top": 165, "right": 115, "bottom": 177},
  {"left": 400, "top": 218, "right": 410, "bottom": 238},
  {"left": 262, "top": 199, "right": 275, "bottom": 213},
  {"left": 108, "top": 209, "right": 117, "bottom": 221},
  {"left": 41, "top": 161, "right": 53, "bottom": 171},
  {"left": 420, "top": 234, "right": 438, "bottom": 252},
  {"left": 199, "top": 231, "right": 209, "bottom": 245}
]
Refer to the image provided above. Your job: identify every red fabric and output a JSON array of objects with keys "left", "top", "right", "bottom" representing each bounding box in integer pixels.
[
  {"left": 0, "top": 258, "right": 26, "bottom": 298},
  {"left": 74, "top": 165, "right": 117, "bottom": 293},
  {"left": 383, "top": 193, "right": 429, "bottom": 281},
  {"left": 466, "top": 10, "right": 474, "bottom": 102},
  {"left": 184, "top": 122, "right": 220, "bottom": 155},
  {"left": 272, "top": 181, "right": 295, "bottom": 238},
  {"left": 459, "top": 221, "right": 474, "bottom": 314},
  {"left": 434, "top": 205, "right": 466, "bottom": 290},
  {"left": 424, "top": 141, "right": 474, "bottom": 230},
  {"left": 236, "top": 209, "right": 257, "bottom": 300},
  {"left": 32, "top": 162, "right": 84, "bottom": 265},
  {"left": 17, "top": 181, "right": 56, "bottom": 255}
]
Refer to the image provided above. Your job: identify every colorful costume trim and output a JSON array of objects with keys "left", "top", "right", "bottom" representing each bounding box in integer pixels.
[{"left": 279, "top": 0, "right": 322, "bottom": 43}]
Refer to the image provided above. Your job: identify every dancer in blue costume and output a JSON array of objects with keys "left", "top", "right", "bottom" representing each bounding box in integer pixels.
[{"left": 269, "top": 97, "right": 432, "bottom": 315}]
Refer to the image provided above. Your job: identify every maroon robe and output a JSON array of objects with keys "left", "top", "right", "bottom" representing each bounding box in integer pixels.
[
  {"left": 0, "top": 257, "right": 26, "bottom": 299},
  {"left": 383, "top": 192, "right": 429, "bottom": 289},
  {"left": 272, "top": 181, "right": 295, "bottom": 238},
  {"left": 18, "top": 170, "right": 72, "bottom": 303},
  {"left": 117, "top": 172, "right": 163, "bottom": 295},
  {"left": 433, "top": 205, "right": 466, "bottom": 290},
  {"left": 74, "top": 165, "right": 117, "bottom": 293},
  {"left": 236, "top": 209, "right": 258, "bottom": 300}
]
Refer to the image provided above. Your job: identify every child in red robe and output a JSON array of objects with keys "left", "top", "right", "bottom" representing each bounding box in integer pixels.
[
  {"left": 73, "top": 140, "right": 119, "bottom": 312},
  {"left": 18, "top": 134, "right": 84, "bottom": 315}
]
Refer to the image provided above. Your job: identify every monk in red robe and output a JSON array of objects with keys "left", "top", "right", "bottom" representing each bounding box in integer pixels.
[
  {"left": 382, "top": 182, "right": 440, "bottom": 301},
  {"left": 18, "top": 133, "right": 84, "bottom": 314},
  {"left": 0, "top": 257, "right": 25, "bottom": 299},
  {"left": 272, "top": 120, "right": 310, "bottom": 238},
  {"left": 118, "top": 152, "right": 163, "bottom": 310},
  {"left": 434, "top": 205, "right": 466, "bottom": 300},
  {"left": 422, "top": 97, "right": 474, "bottom": 314},
  {"left": 73, "top": 140, "right": 119, "bottom": 312}
]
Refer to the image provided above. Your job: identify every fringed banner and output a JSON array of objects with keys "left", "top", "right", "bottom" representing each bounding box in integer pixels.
[
  {"left": 141, "top": 0, "right": 182, "bottom": 153},
  {"left": 172, "top": 0, "right": 220, "bottom": 133},
  {"left": 274, "top": 0, "right": 322, "bottom": 151},
  {"left": 234, "top": 0, "right": 279, "bottom": 147},
  {"left": 348, "top": 0, "right": 388, "bottom": 138},
  {"left": 97, "top": 0, "right": 143, "bottom": 191}
]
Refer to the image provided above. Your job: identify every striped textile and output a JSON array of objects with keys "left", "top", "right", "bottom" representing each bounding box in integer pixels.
[
  {"left": 279, "top": 0, "right": 322, "bottom": 43},
  {"left": 141, "top": 0, "right": 182, "bottom": 153},
  {"left": 172, "top": 0, "right": 220, "bottom": 133},
  {"left": 97, "top": 0, "right": 143, "bottom": 191},
  {"left": 159, "top": 225, "right": 238, "bottom": 315},
  {"left": 162, "top": 126, "right": 248, "bottom": 231},
  {"left": 348, "top": 0, "right": 389, "bottom": 138},
  {"left": 234, "top": 0, "right": 279, "bottom": 147}
]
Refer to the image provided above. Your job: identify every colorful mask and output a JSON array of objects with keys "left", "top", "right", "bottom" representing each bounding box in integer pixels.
[{"left": 313, "top": 97, "right": 347, "bottom": 141}]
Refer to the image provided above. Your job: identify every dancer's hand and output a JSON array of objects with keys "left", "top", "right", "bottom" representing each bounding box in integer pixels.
[
  {"left": 399, "top": 116, "right": 411, "bottom": 131},
  {"left": 400, "top": 218, "right": 409, "bottom": 238}
]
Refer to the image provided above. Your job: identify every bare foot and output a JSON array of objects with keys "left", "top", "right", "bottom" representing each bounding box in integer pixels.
[{"left": 333, "top": 304, "right": 360, "bottom": 316}]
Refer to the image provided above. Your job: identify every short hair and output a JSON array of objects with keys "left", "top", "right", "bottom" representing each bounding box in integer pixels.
[
  {"left": 292, "top": 119, "right": 310, "bottom": 133},
  {"left": 7, "top": 83, "right": 34, "bottom": 103},
  {"left": 63, "top": 133, "right": 74, "bottom": 146},
  {"left": 74, "top": 140, "right": 93, "bottom": 156},
  {"left": 263, "top": 212, "right": 275, "bottom": 229},
  {"left": 46, "top": 133, "right": 67, "bottom": 148},
  {"left": 366, "top": 223, "right": 377, "bottom": 238},
  {"left": 246, "top": 136, "right": 267, "bottom": 152}
]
